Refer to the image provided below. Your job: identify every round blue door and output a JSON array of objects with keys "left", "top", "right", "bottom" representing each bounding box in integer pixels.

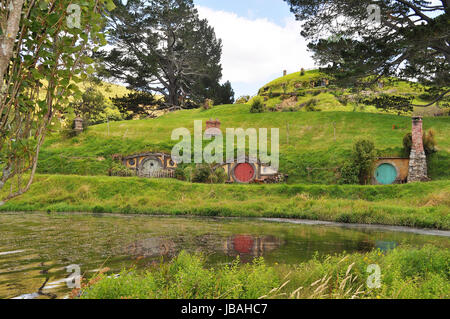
[{"left": 375, "top": 164, "right": 397, "bottom": 185}]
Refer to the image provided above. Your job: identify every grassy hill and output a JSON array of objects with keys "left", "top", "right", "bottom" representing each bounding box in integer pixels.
[
  {"left": 1, "top": 175, "right": 449, "bottom": 229},
  {"left": 38, "top": 104, "right": 450, "bottom": 184},
  {"left": 252, "top": 70, "right": 441, "bottom": 115}
]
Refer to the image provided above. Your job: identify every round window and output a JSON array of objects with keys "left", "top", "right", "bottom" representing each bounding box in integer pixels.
[{"left": 375, "top": 163, "right": 397, "bottom": 185}]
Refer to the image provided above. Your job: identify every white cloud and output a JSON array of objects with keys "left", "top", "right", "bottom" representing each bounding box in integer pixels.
[{"left": 196, "top": 5, "right": 316, "bottom": 97}]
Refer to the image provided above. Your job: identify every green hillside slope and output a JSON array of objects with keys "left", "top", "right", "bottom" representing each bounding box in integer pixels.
[
  {"left": 38, "top": 104, "right": 450, "bottom": 184},
  {"left": 253, "top": 70, "right": 442, "bottom": 115}
]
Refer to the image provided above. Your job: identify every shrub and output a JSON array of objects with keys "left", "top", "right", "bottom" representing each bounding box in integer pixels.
[
  {"left": 192, "top": 164, "right": 227, "bottom": 184},
  {"left": 301, "top": 98, "right": 320, "bottom": 112},
  {"left": 339, "top": 162, "right": 360, "bottom": 185},
  {"left": 108, "top": 162, "right": 136, "bottom": 177},
  {"left": 250, "top": 97, "right": 265, "bottom": 113},
  {"left": 202, "top": 99, "right": 214, "bottom": 110},
  {"left": 340, "top": 139, "right": 377, "bottom": 185},
  {"left": 403, "top": 130, "right": 437, "bottom": 156},
  {"left": 235, "top": 95, "right": 250, "bottom": 104}
]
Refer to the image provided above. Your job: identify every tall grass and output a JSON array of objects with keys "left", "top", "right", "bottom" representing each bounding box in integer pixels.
[{"left": 78, "top": 245, "right": 449, "bottom": 299}]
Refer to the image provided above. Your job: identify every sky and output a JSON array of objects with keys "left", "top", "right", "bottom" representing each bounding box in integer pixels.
[{"left": 193, "top": 0, "right": 316, "bottom": 99}]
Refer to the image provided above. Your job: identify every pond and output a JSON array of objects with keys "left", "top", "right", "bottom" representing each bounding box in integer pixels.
[{"left": 0, "top": 212, "right": 448, "bottom": 299}]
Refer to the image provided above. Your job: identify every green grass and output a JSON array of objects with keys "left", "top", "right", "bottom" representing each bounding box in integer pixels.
[
  {"left": 38, "top": 105, "right": 450, "bottom": 184},
  {"left": 1, "top": 175, "right": 449, "bottom": 229},
  {"left": 256, "top": 70, "right": 437, "bottom": 112},
  {"left": 78, "top": 245, "right": 449, "bottom": 299}
]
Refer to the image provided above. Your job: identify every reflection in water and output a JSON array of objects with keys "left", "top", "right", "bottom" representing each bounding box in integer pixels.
[
  {"left": 124, "top": 235, "right": 284, "bottom": 264},
  {"left": 376, "top": 241, "right": 399, "bottom": 252},
  {"left": 0, "top": 213, "right": 448, "bottom": 299},
  {"left": 126, "top": 237, "right": 177, "bottom": 258},
  {"left": 223, "top": 235, "right": 284, "bottom": 262}
]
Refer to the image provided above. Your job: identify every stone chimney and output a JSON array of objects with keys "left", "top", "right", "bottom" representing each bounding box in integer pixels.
[{"left": 408, "top": 117, "right": 428, "bottom": 182}]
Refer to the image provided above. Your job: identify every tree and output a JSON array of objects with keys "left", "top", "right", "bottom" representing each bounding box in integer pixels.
[
  {"left": 285, "top": 0, "right": 450, "bottom": 107},
  {"left": 70, "top": 88, "right": 106, "bottom": 125},
  {"left": 0, "top": 0, "right": 113, "bottom": 201},
  {"left": 111, "top": 92, "right": 159, "bottom": 120},
  {"left": 98, "top": 0, "right": 225, "bottom": 108}
]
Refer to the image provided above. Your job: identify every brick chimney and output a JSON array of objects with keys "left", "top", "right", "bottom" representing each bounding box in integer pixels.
[
  {"left": 408, "top": 117, "right": 428, "bottom": 182},
  {"left": 205, "top": 118, "right": 221, "bottom": 137}
]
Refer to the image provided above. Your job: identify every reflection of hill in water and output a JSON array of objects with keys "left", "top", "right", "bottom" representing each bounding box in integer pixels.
[
  {"left": 123, "top": 234, "right": 285, "bottom": 262},
  {"left": 126, "top": 237, "right": 177, "bottom": 258}
]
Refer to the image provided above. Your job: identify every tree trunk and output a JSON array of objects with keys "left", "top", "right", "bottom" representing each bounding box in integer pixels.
[{"left": 0, "top": 0, "right": 25, "bottom": 87}]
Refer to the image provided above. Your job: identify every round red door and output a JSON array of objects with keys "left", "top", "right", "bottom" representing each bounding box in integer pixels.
[{"left": 233, "top": 163, "right": 255, "bottom": 183}]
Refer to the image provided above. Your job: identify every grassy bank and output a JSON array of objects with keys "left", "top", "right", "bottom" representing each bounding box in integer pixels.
[
  {"left": 38, "top": 107, "right": 450, "bottom": 184},
  {"left": 78, "top": 246, "right": 449, "bottom": 299},
  {"left": 1, "top": 175, "right": 449, "bottom": 229}
]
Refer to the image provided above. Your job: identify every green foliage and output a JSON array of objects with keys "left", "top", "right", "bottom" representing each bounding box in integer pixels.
[
  {"left": 250, "top": 97, "right": 265, "bottom": 113},
  {"left": 79, "top": 246, "right": 449, "bottom": 299},
  {"left": 112, "top": 92, "right": 159, "bottom": 120},
  {"left": 340, "top": 139, "right": 377, "bottom": 185},
  {"left": 285, "top": 0, "right": 449, "bottom": 91},
  {"left": 202, "top": 99, "right": 214, "bottom": 110},
  {"left": 302, "top": 98, "right": 320, "bottom": 112},
  {"left": 0, "top": 0, "right": 112, "bottom": 200},
  {"left": 79, "top": 251, "right": 279, "bottom": 299},
  {"left": 108, "top": 162, "right": 136, "bottom": 177},
  {"left": 70, "top": 88, "right": 107, "bottom": 126},
  {"left": 364, "top": 95, "right": 414, "bottom": 115},
  {"left": 403, "top": 130, "right": 438, "bottom": 156},
  {"left": 2, "top": 175, "right": 449, "bottom": 229},
  {"left": 192, "top": 164, "right": 227, "bottom": 184},
  {"left": 100, "top": 0, "right": 225, "bottom": 107},
  {"left": 235, "top": 96, "right": 250, "bottom": 104}
]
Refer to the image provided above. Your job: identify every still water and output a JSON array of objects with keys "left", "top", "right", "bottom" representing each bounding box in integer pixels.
[{"left": 0, "top": 212, "right": 448, "bottom": 299}]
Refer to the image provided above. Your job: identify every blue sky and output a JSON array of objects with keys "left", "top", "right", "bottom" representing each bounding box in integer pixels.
[
  {"left": 193, "top": 0, "right": 316, "bottom": 99},
  {"left": 194, "top": 0, "right": 294, "bottom": 26}
]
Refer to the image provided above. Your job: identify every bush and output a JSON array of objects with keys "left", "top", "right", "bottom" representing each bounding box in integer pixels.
[
  {"left": 235, "top": 95, "right": 250, "bottom": 104},
  {"left": 301, "top": 98, "right": 320, "bottom": 112},
  {"left": 403, "top": 130, "right": 437, "bottom": 156},
  {"left": 108, "top": 162, "right": 136, "bottom": 177},
  {"left": 340, "top": 139, "right": 377, "bottom": 185},
  {"left": 339, "top": 162, "right": 360, "bottom": 185},
  {"left": 192, "top": 164, "right": 227, "bottom": 184},
  {"left": 202, "top": 99, "right": 214, "bottom": 110},
  {"left": 249, "top": 97, "right": 265, "bottom": 113}
]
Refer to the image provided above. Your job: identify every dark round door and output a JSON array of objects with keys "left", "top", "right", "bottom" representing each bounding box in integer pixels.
[{"left": 233, "top": 163, "right": 255, "bottom": 183}]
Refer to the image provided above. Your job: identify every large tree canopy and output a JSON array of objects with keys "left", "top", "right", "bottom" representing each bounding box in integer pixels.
[
  {"left": 99, "top": 0, "right": 229, "bottom": 108},
  {"left": 285, "top": 0, "right": 450, "bottom": 105}
]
